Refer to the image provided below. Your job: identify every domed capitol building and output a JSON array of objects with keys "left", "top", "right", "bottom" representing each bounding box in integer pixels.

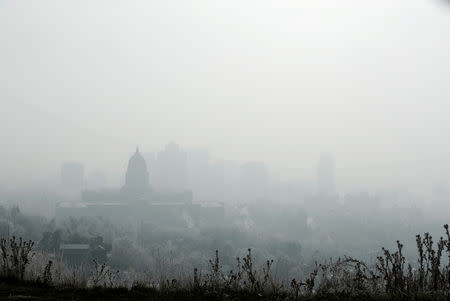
[
  {"left": 56, "top": 148, "right": 224, "bottom": 228},
  {"left": 121, "top": 148, "right": 151, "bottom": 200}
]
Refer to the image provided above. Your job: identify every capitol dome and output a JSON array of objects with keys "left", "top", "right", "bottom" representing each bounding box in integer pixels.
[{"left": 122, "top": 147, "right": 149, "bottom": 196}]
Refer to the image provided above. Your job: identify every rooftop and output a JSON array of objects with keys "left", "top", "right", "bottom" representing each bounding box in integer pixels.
[
  {"left": 60, "top": 244, "right": 90, "bottom": 250},
  {"left": 57, "top": 202, "right": 129, "bottom": 208}
]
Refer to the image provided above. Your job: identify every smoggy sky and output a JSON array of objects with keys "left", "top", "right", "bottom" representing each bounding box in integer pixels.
[{"left": 1, "top": 0, "right": 450, "bottom": 193}]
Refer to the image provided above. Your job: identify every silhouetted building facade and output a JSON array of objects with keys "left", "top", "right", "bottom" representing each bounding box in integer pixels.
[
  {"left": 186, "top": 149, "right": 232, "bottom": 202},
  {"left": 239, "top": 161, "right": 269, "bottom": 201},
  {"left": 153, "top": 142, "right": 188, "bottom": 193},
  {"left": 317, "top": 154, "right": 334, "bottom": 196},
  {"left": 86, "top": 171, "right": 107, "bottom": 190},
  {"left": 61, "top": 162, "right": 84, "bottom": 189},
  {"left": 63, "top": 146, "right": 224, "bottom": 228},
  {"left": 121, "top": 148, "right": 150, "bottom": 200}
]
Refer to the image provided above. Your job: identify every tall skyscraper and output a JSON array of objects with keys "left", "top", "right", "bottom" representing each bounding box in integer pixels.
[
  {"left": 86, "top": 171, "right": 107, "bottom": 190},
  {"left": 239, "top": 161, "right": 269, "bottom": 201},
  {"left": 317, "top": 153, "right": 334, "bottom": 196},
  {"left": 61, "top": 162, "right": 84, "bottom": 189},
  {"left": 153, "top": 142, "right": 188, "bottom": 193}
]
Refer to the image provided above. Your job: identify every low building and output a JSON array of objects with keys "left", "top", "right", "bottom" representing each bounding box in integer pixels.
[
  {"left": 56, "top": 201, "right": 225, "bottom": 228},
  {"left": 59, "top": 244, "right": 90, "bottom": 266}
]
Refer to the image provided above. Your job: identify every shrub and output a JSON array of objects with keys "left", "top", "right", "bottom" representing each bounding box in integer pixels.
[
  {"left": 0, "top": 236, "right": 34, "bottom": 280},
  {"left": 6, "top": 224, "right": 450, "bottom": 299}
]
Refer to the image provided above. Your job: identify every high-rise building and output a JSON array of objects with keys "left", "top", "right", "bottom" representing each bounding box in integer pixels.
[
  {"left": 86, "top": 171, "right": 107, "bottom": 190},
  {"left": 61, "top": 162, "right": 84, "bottom": 189},
  {"left": 153, "top": 142, "right": 188, "bottom": 193},
  {"left": 239, "top": 161, "right": 269, "bottom": 201},
  {"left": 187, "top": 149, "right": 220, "bottom": 201},
  {"left": 316, "top": 153, "right": 334, "bottom": 196}
]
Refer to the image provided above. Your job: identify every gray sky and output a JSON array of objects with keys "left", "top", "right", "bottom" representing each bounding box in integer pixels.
[{"left": 1, "top": 0, "right": 450, "bottom": 193}]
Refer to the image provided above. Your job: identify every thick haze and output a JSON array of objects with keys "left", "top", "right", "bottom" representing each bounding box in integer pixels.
[{"left": 1, "top": 0, "right": 450, "bottom": 194}]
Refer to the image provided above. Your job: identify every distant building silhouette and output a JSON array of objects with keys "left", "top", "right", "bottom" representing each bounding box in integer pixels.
[
  {"left": 67, "top": 146, "right": 224, "bottom": 228},
  {"left": 187, "top": 149, "right": 231, "bottom": 202},
  {"left": 121, "top": 147, "right": 150, "bottom": 198},
  {"left": 61, "top": 162, "right": 84, "bottom": 189},
  {"left": 316, "top": 153, "right": 334, "bottom": 196},
  {"left": 153, "top": 142, "right": 188, "bottom": 193},
  {"left": 86, "top": 171, "right": 107, "bottom": 190},
  {"left": 239, "top": 161, "right": 269, "bottom": 201}
]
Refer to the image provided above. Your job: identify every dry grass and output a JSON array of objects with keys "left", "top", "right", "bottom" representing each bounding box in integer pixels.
[{"left": 3, "top": 225, "right": 450, "bottom": 300}]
